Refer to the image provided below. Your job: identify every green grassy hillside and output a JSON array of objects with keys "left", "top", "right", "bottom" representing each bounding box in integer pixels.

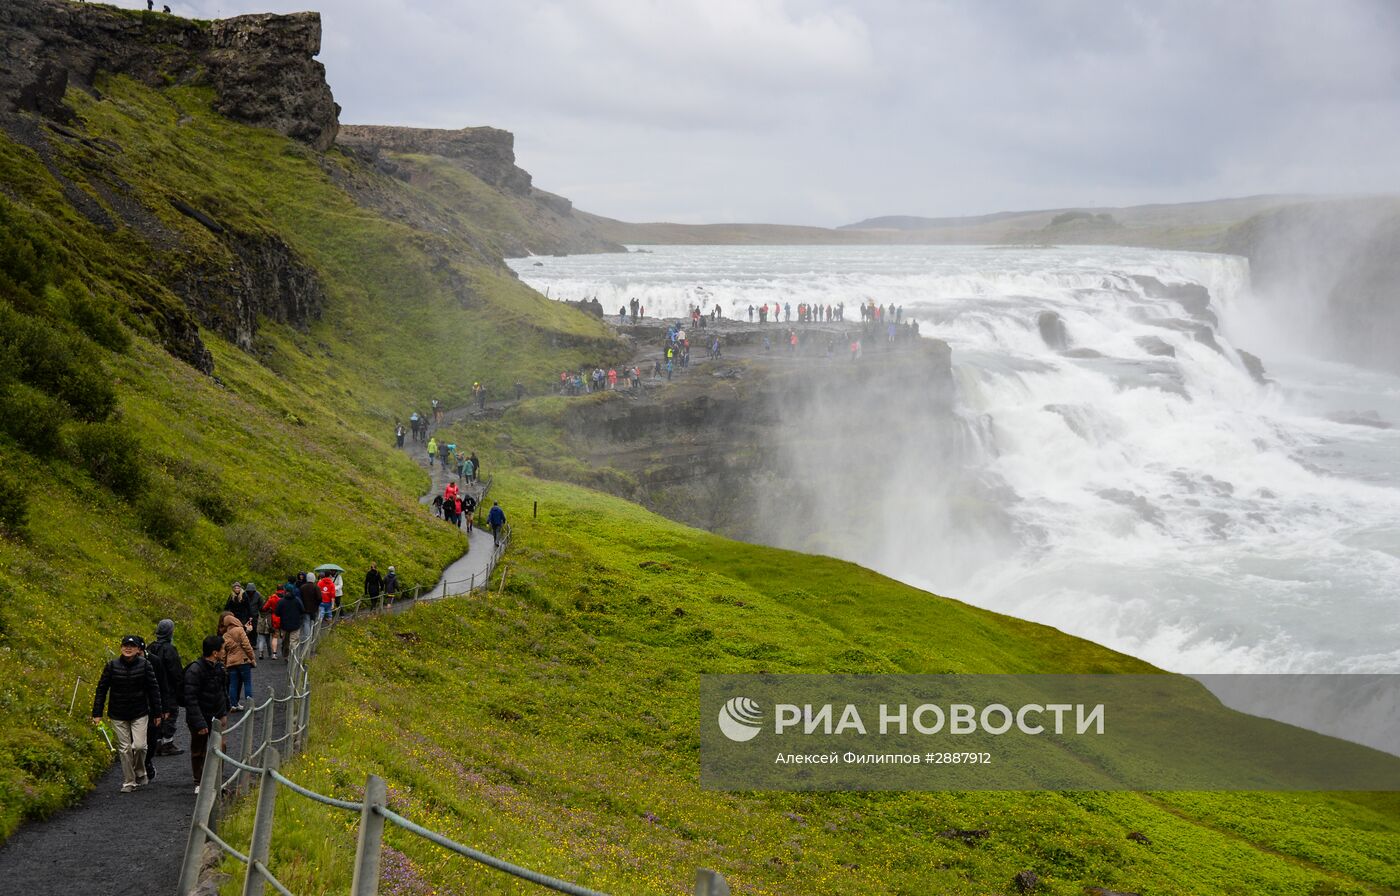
[
  {"left": 0, "top": 33, "right": 1397, "bottom": 896},
  {"left": 216, "top": 473, "right": 1400, "bottom": 895},
  {"left": 0, "top": 71, "right": 618, "bottom": 835}
]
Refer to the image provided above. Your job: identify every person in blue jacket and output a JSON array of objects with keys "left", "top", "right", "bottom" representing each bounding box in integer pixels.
[{"left": 487, "top": 501, "right": 507, "bottom": 547}]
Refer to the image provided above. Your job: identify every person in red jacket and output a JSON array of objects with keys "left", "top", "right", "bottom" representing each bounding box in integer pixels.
[{"left": 317, "top": 572, "right": 336, "bottom": 622}]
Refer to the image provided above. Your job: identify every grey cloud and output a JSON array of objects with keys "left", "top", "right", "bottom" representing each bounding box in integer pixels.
[{"left": 108, "top": 0, "right": 1400, "bottom": 224}]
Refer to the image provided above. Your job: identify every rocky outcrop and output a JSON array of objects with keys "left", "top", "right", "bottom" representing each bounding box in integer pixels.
[
  {"left": 173, "top": 226, "right": 325, "bottom": 352},
  {"left": 337, "top": 125, "right": 532, "bottom": 195},
  {"left": 1222, "top": 199, "right": 1400, "bottom": 374},
  {"left": 0, "top": 0, "right": 338, "bottom": 150},
  {"left": 206, "top": 13, "right": 339, "bottom": 151},
  {"left": 1038, "top": 311, "right": 1069, "bottom": 350}
]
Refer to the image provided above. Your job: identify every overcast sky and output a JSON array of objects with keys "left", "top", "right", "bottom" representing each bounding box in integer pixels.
[{"left": 108, "top": 0, "right": 1400, "bottom": 225}]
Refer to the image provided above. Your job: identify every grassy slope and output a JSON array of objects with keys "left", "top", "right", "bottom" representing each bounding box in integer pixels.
[
  {"left": 216, "top": 473, "right": 1400, "bottom": 896},
  {"left": 0, "top": 65, "right": 1395, "bottom": 896},
  {"left": 0, "top": 73, "right": 616, "bottom": 835}
]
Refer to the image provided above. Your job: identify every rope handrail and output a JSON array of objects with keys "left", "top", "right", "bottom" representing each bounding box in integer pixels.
[
  {"left": 267, "top": 768, "right": 364, "bottom": 812},
  {"left": 199, "top": 823, "right": 250, "bottom": 865},
  {"left": 377, "top": 805, "right": 611, "bottom": 896}
]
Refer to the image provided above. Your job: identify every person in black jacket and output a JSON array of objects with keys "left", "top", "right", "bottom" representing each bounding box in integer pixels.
[
  {"left": 278, "top": 586, "right": 305, "bottom": 651},
  {"left": 183, "top": 634, "right": 229, "bottom": 793},
  {"left": 147, "top": 618, "right": 184, "bottom": 756},
  {"left": 364, "top": 562, "right": 384, "bottom": 609},
  {"left": 92, "top": 635, "right": 162, "bottom": 793},
  {"left": 298, "top": 573, "right": 319, "bottom": 640},
  {"left": 225, "top": 582, "right": 256, "bottom": 634}
]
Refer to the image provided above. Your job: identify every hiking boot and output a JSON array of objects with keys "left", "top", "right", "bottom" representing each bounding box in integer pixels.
[
  {"left": 193, "top": 784, "right": 200, "bottom": 795},
  {"left": 121, "top": 783, "right": 136, "bottom": 793},
  {"left": 157, "top": 742, "right": 184, "bottom": 756}
]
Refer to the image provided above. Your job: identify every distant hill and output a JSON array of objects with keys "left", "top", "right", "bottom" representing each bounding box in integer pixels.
[{"left": 580, "top": 194, "right": 1324, "bottom": 252}]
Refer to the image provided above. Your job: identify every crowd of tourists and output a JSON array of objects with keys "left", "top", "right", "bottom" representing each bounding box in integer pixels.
[
  {"left": 560, "top": 366, "right": 644, "bottom": 395},
  {"left": 90, "top": 566, "right": 401, "bottom": 796}
]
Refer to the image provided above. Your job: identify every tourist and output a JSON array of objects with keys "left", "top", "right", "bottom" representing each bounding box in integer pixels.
[
  {"left": 279, "top": 581, "right": 305, "bottom": 653},
  {"left": 365, "top": 562, "right": 383, "bottom": 610},
  {"left": 317, "top": 572, "right": 336, "bottom": 623},
  {"left": 225, "top": 581, "right": 255, "bottom": 635},
  {"left": 183, "top": 634, "right": 229, "bottom": 795},
  {"left": 298, "top": 573, "right": 319, "bottom": 640},
  {"left": 219, "top": 611, "right": 256, "bottom": 711},
  {"left": 91, "top": 634, "right": 161, "bottom": 793},
  {"left": 426, "top": 435, "right": 438, "bottom": 467},
  {"left": 384, "top": 566, "right": 400, "bottom": 603},
  {"left": 255, "top": 590, "right": 275, "bottom": 658},
  {"left": 487, "top": 500, "right": 507, "bottom": 547},
  {"left": 260, "top": 589, "right": 283, "bottom": 659},
  {"left": 147, "top": 619, "right": 184, "bottom": 755}
]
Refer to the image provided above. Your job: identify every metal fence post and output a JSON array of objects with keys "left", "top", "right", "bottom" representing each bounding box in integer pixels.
[
  {"left": 239, "top": 705, "right": 257, "bottom": 793},
  {"left": 350, "top": 774, "right": 389, "bottom": 896},
  {"left": 178, "top": 730, "right": 226, "bottom": 895},
  {"left": 241, "top": 747, "right": 282, "bottom": 896},
  {"left": 694, "top": 869, "right": 731, "bottom": 896}
]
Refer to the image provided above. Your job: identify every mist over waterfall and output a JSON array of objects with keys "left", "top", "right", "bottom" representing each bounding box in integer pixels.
[{"left": 511, "top": 245, "right": 1400, "bottom": 676}]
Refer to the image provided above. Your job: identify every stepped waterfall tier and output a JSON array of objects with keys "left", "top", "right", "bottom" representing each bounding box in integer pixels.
[{"left": 514, "top": 245, "right": 1400, "bottom": 677}]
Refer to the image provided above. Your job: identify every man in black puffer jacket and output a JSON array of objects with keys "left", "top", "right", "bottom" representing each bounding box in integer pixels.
[
  {"left": 147, "top": 619, "right": 184, "bottom": 756},
  {"left": 183, "top": 634, "right": 229, "bottom": 794},
  {"left": 92, "top": 635, "right": 162, "bottom": 793}
]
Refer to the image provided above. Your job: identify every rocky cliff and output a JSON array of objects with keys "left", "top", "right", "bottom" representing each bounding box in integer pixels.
[
  {"left": 0, "top": 0, "right": 339, "bottom": 150},
  {"left": 339, "top": 125, "right": 533, "bottom": 195},
  {"left": 510, "top": 324, "right": 983, "bottom": 568},
  {"left": 1220, "top": 198, "right": 1400, "bottom": 374},
  {"left": 336, "top": 124, "right": 625, "bottom": 257}
]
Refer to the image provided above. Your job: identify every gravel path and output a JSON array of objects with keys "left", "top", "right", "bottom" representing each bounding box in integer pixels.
[{"left": 0, "top": 653, "right": 294, "bottom": 895}]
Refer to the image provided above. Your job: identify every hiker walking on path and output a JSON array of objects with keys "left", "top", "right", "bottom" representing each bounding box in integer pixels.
[
  {"left": 470, "top": 451, "right": 481, "bottom": 484},
  {"left": 395, "top": 422, "right": 405, "bottom": 448},
  {"left": 225, "top": 582, "right": 256, "bottom": 637},
  {"left": 298, "top": 573, "right": 319, "bottom": 641},
  {"left": 427, "top": 436, "right": 438, "bottom": 468},
  {"left": 477, "top": 383, "right": 488, "bottom": 410},
  {"left": 384, "top": 566, "right": 400, "bottom": 603},
  {"left": 91, "top": 634, "right": 161, "bottom": 793},
  {"left": 255, "top": 589, "right": 276, "bottom": 658},
  {"left": 183, "top": 635, "right": 229, "bottom": 795},
  {"left": 135, "top": 639, "right": 170, "bottom": 782},
  {"left": 276, "top": 584, "right": 304, "bottom": 654},
  {"left": 365, "top": 562, "right": 384, "bottom": 609},
  {"left": 147, "top": 619, "right": 183, "bottom": 756},
  {"left": 317, "top": 572, "right": 336, "bottom": 623},
  {"left": 488, "top": 500, "right": 506, "bottom": 547},
  {"left": 219, "top": 612, "right": 256, "bottom": 711}
]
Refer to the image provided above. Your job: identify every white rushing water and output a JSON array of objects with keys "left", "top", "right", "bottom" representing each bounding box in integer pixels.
[{"left": 509, "top": 245, "right": 1400, "bottom": 676}]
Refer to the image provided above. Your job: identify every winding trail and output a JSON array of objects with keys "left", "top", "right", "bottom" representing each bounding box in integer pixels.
[{"left": 0, "top": 411, "right": 496, "bottom": 895}]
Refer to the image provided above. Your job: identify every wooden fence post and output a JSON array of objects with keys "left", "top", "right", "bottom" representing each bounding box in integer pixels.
[
  {"left": 350, "top": 774, "right": 389, "bottom": 896},
  {"left": 240, "top": 747, "right": 281, "bottom": 896}
]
